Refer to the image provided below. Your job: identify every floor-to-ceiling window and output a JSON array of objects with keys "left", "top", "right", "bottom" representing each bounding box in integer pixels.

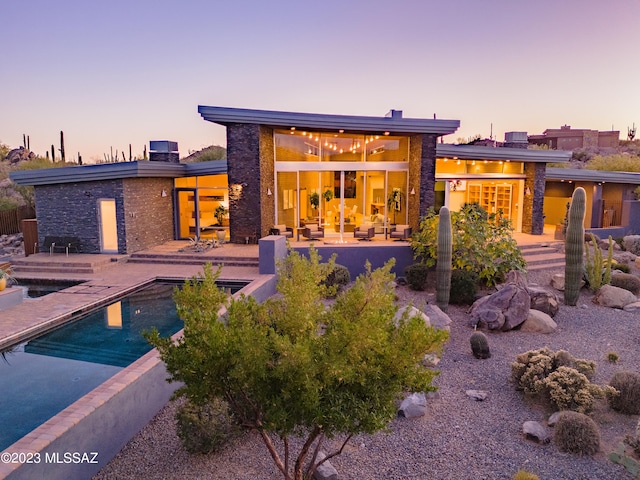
[
  {"left": 174, "top": 174, "right": 229, "bottom": 240},
  {"left": 274, "top": 129, "right": 409, "bottom": 237}
]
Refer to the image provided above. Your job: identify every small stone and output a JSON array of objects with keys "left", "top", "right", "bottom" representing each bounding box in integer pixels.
[
  {"left": 398, "top": 392, "right": 427, "bottom": 419},
  {"left": 520, "top": 309, "right": 557, "bottom": 334},
  {"left": 523, "top": 420, "right": 550, "bottom": 444},
  {"left": 551, "top": 273, "right": 565, "bottom": 291},
  {"left": 547, "top": 412, "right": 561, "bottom": 427},
  {"left": 313, "top": 451, "right": 338, "bottom": 480},
  {"left": 422, "top": 353, "right": 440, "bottom": 367},
  {"left": 465, "top": 389, "right": 488, "bottom": 401}
]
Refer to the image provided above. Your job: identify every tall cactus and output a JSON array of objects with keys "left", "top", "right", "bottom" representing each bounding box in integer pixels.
[
  {"left": 436, "top": 206, "right": 452, "bottom": 311},
  {"left": 564, "top": 187, "right": 586, "bottom": 305}
]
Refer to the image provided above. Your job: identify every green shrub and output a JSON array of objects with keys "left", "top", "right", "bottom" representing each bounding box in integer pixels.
[
  {"left": 612, "top": 263, "right": 631, "bottom": 273},
  {"left": 554, "top": 411, "right": 600, "bottom": 456},
  {"left": 405, "top": 263, "right": 429, "bottom": 291},
  {"left": 610, "top": 273, "right": 640, "bottom": 295},
  {"left": 0, "top": 197, "right": 18, "bottom": 211},
  {"left": 586, "top": 154, "right": 640, "bottom": 172},
  {"left": 176, "top": 398, "right": 241, "bottom": 454},
  {"left": 412, "top": 203, "right": 526, "bottom": 286},
  {"left": 322, "top": 263, "right": 351, "bottom": 292},
  {"left": 511, "top": 348, "right": 610, "bottom": 413},
  {"left": 609, "top": 371, "right": 640, "bottom": 414},
  {"left": 449, "top": 269, "right": 478, "bottom": 305},
  {"left": 606, "top": 352, "right": 619, "bottom": 363}
]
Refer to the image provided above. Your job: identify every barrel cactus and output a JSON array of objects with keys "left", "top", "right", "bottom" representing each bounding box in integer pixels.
[
  {"left": 564, "top": 187, "right": 586, "bottom": 306},
  {"left": 470, "top": 330, "right": 491, "bottom": 359},
  {"left": 436, "top": 207, "right": 452, "bottom": 311}
]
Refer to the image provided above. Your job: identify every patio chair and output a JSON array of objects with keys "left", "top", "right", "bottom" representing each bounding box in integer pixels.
[
  {"left": 353, "top": 224, "right": 375, "bottom": 241},
  {"left": 389, "top": 225, "right": 412, "bottom": 241},
  {"left": 270, "top": 224, "right": 293, "bottom": 238},
  {"left": 301, "top": 224, "right": 324, "bottom": 241}
]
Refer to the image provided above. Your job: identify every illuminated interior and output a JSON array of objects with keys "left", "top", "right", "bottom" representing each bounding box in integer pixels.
[{"left": 174, "top": 174, "right": 229, "bottom": 240}]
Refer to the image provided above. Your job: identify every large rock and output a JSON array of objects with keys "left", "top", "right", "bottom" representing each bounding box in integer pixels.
[
  {"left": 528, "top": 287, "right": 560, "bottom": 317},
  {"left": 593, "top": 284, "right": 637, "bottom": 309},
  {"left": 469, "top": 271, "right": 530, "bottom": 331},
  {"left": 398, "top": 392, "right": 427, "bottom": 419},
  {"left": 520, "top": 309, "right": 557, "bottom": 333},
  {"left": 551, "top": 273, "right": 565, "bottom": 291},
  {"left": 313, "top": 451, "right": 338, "bottom": 480},
  {"left": 394, "top": 306, "right": 430, "bottom": 328},
  {"left": 422, "top": 304, "right": 452, "bottom": 331},
  {"left": 5, "top": 147, "right": 35, "bottom": 164},
  {"left": 523, "top": 421, "right": 550, "bottom": 444}
]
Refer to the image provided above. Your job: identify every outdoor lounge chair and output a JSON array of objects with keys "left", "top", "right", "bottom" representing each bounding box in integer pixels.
[
  {"left": 353, "top": 224, "right": 375, "bottom": 241},
  {"left": 270, "top": 224, "right": 293, "bottom": 238},
  {"left": 301, "top": 224, "right": 324, "bottom": 240},
  {"left": 389, "top": 225, "right": 412, "bottom": 241}
]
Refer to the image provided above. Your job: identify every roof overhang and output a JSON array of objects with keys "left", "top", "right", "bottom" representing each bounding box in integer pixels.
[
  {"left": 546, "top": 167, "right": 640, "bottom": 185},
  {"left": 437, "top": 144, "right": 572, "bottom": 163},
  {"left": 198, "top": 105, "right": 460, "bottom": 136},
  {"left": 10, "top": 160, "right": 228, "bottom": 186}
]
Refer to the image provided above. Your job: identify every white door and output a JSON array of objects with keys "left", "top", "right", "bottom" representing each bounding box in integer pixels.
[{"left": 98, "top": 199, "right": 118, "bottom": 253}]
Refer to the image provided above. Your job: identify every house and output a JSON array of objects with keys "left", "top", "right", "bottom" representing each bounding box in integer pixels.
[
  {"left": 528, "top": 125, "right": 620, "bottom": 150},
  {"left": 11, "top": 106, "right": 574, "bottom": 255}
]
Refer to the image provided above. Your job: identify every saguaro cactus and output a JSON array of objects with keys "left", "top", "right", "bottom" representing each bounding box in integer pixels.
[
  {"left": 564, "top": 187, "right": 586, "bottom": 306},
  {"left": 436, "top": 206, "right": 452, "bottom": 311},
  {"left": 60, "top": 131, "right": 65, "bottom": 162}
]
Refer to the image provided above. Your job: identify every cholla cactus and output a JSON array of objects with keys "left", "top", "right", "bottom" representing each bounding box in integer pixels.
[{"left": 564, "top": 187, "right": 586, "bottom": 306}]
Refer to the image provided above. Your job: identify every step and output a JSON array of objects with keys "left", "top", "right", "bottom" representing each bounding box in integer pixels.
[{"left": 126, "top": 256, "right": 259, "bottom": 267}]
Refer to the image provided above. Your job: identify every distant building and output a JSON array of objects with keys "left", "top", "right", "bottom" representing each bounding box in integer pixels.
[{"left": 528, "top": 125, "right": 619, "bottom": 150}]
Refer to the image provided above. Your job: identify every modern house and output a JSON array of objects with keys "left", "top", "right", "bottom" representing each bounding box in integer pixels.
[
  {"left": 11, "top": 106, "right": 577, "bottom": 255},
  {"left": 528, "top": 125, "right": 620, "bottom": 150}
]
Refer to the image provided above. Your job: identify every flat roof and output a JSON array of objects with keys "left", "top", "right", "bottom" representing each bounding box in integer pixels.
[
  {"left": 437, "top": 144, "right": 572, "bottom": 163},
  {"left": 198, "top": 105, "right": 460, "bottom": 136},
  {"left": 10, "top": 160, "right": 228, "bottom": 186},
  {"left": 546, "top": 167, "right": 640, "bottom": 185}
]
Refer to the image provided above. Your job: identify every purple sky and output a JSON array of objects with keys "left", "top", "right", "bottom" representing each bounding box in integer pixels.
[{"left": 1, "top": 0, "right": 638, "bottom": 162}]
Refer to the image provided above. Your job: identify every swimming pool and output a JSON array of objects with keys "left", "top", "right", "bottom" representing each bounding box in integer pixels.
[{"left": 0, "top": 280, "right": 245, "bottom": 452}]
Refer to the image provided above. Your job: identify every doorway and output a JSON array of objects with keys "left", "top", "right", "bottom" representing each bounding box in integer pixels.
[{"left": 97, "top": 198, "right": 118, "bottom": 253}]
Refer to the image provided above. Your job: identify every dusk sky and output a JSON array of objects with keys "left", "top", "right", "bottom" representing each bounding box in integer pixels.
[{"left": 2, "top": 0, "right": 638, "bottom": 162}]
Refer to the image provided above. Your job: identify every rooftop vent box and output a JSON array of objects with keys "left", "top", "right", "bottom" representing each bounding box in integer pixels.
[
  {"left": 149, "top": 141, "right": 178, "bottom": 153},
  {"left": 504, "top": 132, "right": 528, "bottom": 143}
]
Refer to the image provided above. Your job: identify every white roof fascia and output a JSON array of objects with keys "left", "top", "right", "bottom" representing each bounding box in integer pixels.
[
  {"left": 198, "top": 105, "right": 460, "bottom": 136},
  {"left": 546, "top": 167, "right": 640, "bottom": 185}
]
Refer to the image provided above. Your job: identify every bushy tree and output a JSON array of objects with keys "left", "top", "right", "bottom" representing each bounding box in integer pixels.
[
  {"left": 411, "top": 203, "right": 526, "bottom": 286},
  {"left": 585, "top": 154, "right": 640, "bottom": 172},
  {"left": 147, "top": 252, "right": 447, "bottom": 480}
]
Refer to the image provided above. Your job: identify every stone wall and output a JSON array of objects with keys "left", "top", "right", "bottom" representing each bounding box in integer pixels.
[
  {"left": 408, "top": 135, "right": 423, "bottom": 229},
  {"left": 122, "top": 178, "right": 174, "bottom": 253},
  {"left": 523, "top": 163, "right": 546, "bottom": 234},
  {"left": 418, "top": 134, "right": 438, "bottom": 218},
  {"left": 35, "top": 180, "right": 124, "bottom": 254},
  {"left": 227, "top": 124, "right": 272, "bottom": 242}
]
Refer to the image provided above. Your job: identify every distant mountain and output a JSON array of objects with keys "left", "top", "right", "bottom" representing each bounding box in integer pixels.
[{"left": 181, "top": 145, "right": 226, "bottom": 163}]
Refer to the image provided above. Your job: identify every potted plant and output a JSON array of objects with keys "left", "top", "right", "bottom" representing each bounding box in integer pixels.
[
  {"left": 309, "top": 192, "right": 320, "bottom": 212},
  {"left": 214, "top": 205, "right": 228, "bottom": 244},
  {"left": 322, "top": 189, "right": 334, "bottom": 203},
  {"left": 0, "top": 265, "right": 16, "bottom": 291},
  {"left": 387, "top": 188, "right": 404, "bottom": 224}
]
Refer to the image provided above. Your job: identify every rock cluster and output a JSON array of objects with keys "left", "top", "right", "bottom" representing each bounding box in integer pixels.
[
  {"left": 4, "top": 147, "right": 35, "bottom": 165},
  {"left": 0, "top": 233, "right": 24, "bottom": 257}
]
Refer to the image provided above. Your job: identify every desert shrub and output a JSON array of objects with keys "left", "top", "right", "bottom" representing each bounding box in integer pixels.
[
  {"left": 623, "top": 235, "right": 640, "bottom": 256},
  {"left": 449, "top": 269, "right": 478, "bottom": 305},
  {"left": 554, "top": 411, "right": 600, "bottom": 456},
  {"left": 606, "top": 352, "right": 619, "bottom": 363},
  {"left": 612, "top": 263, "right": 631, "bottom": 273},
  {"left": 584, "top": 235, "right": 612, "bottom": 292},
  {"left": 610, "top": 272, "right": 640, "bottom": 295},
  {"left": 626, "top": 418, "right": 640, "bottom": 457},
  {"left": 545, "top": 366, "right": 611, "bottom": 414},
  {"left": 511, "top": 348, "right": 609, "bottom": 412},
  {"left": 513, "top": 470, "right": 539, "bottom": 480},
  {"left": 609, "top": 371, "right": 640, "bottom": 414},
  {"left": 412, "top": 203, "right": 526, "bottom": 286},
  {"left": 176, "top": 398, "right": 241, "bottom": 454},
  {"left": 322, "top": 263, "right": 351, "bottom": 292},
  {"left": 586, "top": 154, "right": 640, "bottom": 172},
  {"left": 405, "top": 263, "right": 429, "bottom": 291},
  {"left": 614, "top": 237, "right": 626, "bottom": 250}
]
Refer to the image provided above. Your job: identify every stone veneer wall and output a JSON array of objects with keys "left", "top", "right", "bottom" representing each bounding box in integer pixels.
[
  {"left": 523, "top": 163, "right": 546, "bottom": 234},
  {"left": 34, "top": 180, "right": 124, "bottom": 254},
  {"left": 227, "top": 123, "right": 267, "bottom": 242},
  {"left": 259, "top": 127, "right": 275, "bottom": 238},
  {"left": 122, "top": 178, "right": 174, "bottom": 253},
  {"left": 408, "top": 134, "right": 423, "bottom": 230},
  {"left": 418, "top": 134, "right": 438, "bottom": 218}
]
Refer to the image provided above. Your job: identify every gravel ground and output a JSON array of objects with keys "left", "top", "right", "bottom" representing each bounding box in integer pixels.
[{"left": 94, "top": 267, "right": 639, "bottom": 480}]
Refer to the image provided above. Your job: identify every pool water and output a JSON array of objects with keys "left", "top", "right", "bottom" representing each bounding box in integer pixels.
[{"left": 0, "top": 280, "right": 245, "bottom": 451}]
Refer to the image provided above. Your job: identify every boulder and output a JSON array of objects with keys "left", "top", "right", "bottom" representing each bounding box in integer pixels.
[
  {"left": 613, "top": 251, "right": 636, "bottom": 265},
  {"left": 398, "top": 392, "right": 427, "bottom": 419},
  {"left": 313, "top": 451, "right": 338, "bottom": 480},
  {"left": 523, "top": 421, "right": 550, "bottom": 444},
  {"left": 547, "top": 412, "right": 561, "bottom": 427},
  {"left": 5, "top": 147, "right": 35, "bottom": 165},
  {"left": 394, "top": 306, "right": 430, "bottom": 328},
  {"left": 593, "top": 284, "right": 637, "bottom": 309},
  {"left": 551, "top": 273, "right": 565, "bottom": 291},
  {"left": 422, "top": 304, "right": 452, "bottom": 331},
  {"left": 528, "top": 287, "right": 560, "bottom": 317},
  {"left": 519, "top": 309, "right": 557, "bottom": 334},
  {"left": 469, "top": 271, "right": 530, "bottom": 331},
  {"left": 623, "top": 301, "right": 640, "bottom": 312}
]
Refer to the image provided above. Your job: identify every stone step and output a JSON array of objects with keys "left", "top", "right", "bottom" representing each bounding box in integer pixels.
[
  {"left": 126, "top": 256, "right": 259, "bottom": 267},
  {"left": 519, "top": 244, "right": 565, "bottom": 271}
]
